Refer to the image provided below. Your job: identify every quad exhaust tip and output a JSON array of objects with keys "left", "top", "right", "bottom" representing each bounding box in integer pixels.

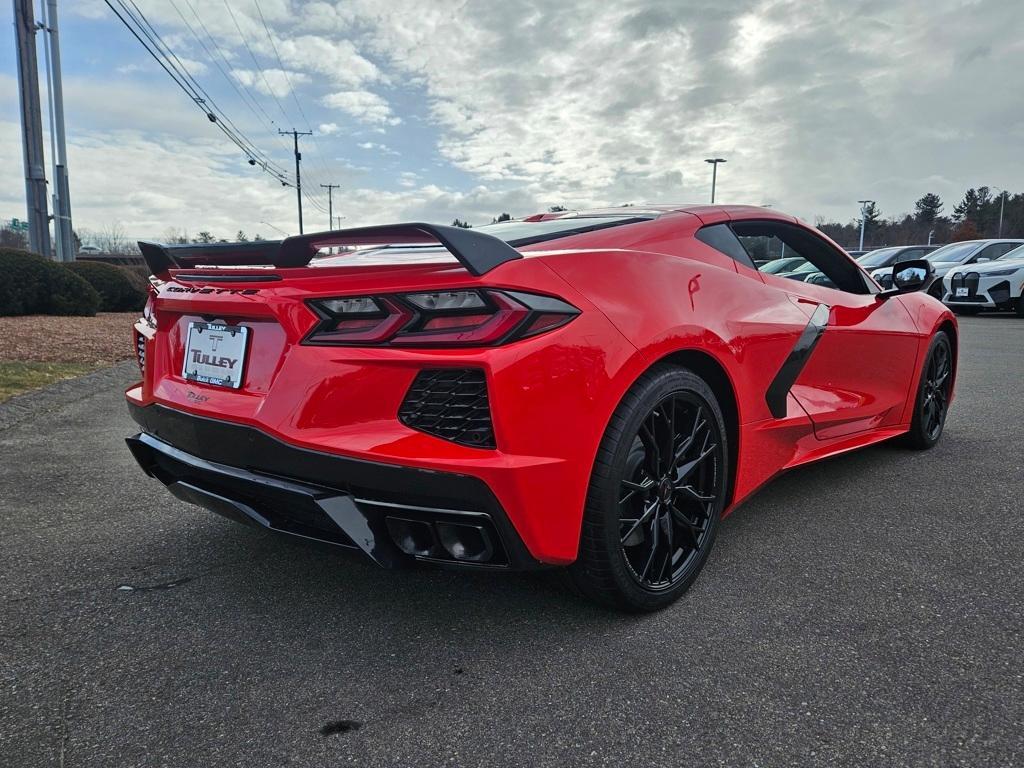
[{"left": 385, "top": 516, "right": 495, "bottom": 563}]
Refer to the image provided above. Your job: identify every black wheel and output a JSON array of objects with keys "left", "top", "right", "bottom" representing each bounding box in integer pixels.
[
  {"left": 903, "top": 331, "right": 953, "bottom": 450},
  {"left": 569, "top": 366, "right": 728, "bottom": 612}
]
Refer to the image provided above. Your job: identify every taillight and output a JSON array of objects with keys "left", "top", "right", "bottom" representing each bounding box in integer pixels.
[{"left": 304, "top": 289, "right": 579, "bottom": 347}]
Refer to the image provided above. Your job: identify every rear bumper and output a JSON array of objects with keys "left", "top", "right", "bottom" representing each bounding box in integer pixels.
[{"left": 126, "top": 403, "right": 541, "bottom": 570}]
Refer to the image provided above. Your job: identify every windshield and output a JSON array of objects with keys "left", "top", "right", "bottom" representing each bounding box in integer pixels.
[
  {"left": 925, "top": 242, "right": 979, "bottom": 264},
  {"left": 476, "top": 215, "right": 650, "bottom": 245},
  {"left": 857, "top": 248, "right": 900, "bottom": 267}
]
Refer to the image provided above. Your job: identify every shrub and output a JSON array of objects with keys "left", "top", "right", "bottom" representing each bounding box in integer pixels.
[
  {"left": 66, "top": 260, "right": 146, "bottom": 312},
  {"left": 0, "top": 248, "right": 99, "bottom": 316},
  {"left": 49, "top": 267, "right": 101, "bottom": 316},
  {"left": 118, "top": 265, "right": 152, "bottom": 295},
  {"left": 0, "top": 248, "right": 50, "bottom": 315}
]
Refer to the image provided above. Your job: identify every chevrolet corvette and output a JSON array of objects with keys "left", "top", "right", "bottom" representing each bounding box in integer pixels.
[{"left": 126, "top": 205, "right": 957, "bottom": 611}]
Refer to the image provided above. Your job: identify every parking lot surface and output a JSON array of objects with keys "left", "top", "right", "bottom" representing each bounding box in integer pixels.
[{"left": 2, "top": 316, "right": 1022, "bottom": 767}]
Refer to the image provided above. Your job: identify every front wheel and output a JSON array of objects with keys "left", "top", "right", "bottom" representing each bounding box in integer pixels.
[
  {"left": 569, "top": 366, "right": 728, "bottom": 612},
  {"left": 902, "top": 331, "right": 953, "bottom": 450}
]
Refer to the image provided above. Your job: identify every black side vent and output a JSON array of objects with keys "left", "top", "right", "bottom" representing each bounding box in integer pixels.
[{"left": 399, "top": 369, "right": 495, "bottom": 449}]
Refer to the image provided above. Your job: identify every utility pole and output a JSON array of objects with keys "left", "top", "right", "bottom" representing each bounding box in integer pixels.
[
  {"left": 13, "top": 0, "right": 51, "bottom": 257},
  {"left": 857, "top": 199, "right": 874, "bottom": 251},
  {"left": 320, "top": 183, "right": 339, "bottom": 230},
  {"left": 279, "top": 129, "right": 312, "bottom": 234},
  {"left": 41, "top": 0, "right": 74, "bottom": 261},
  {"left": 998, "top": 190, "right": 1006, "bottom": 237},
  {"left": 704, "top": 158, "right": 726, "bottom": 204}
]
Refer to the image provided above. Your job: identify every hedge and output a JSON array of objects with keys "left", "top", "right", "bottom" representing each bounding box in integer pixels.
[
  {"left": 0, "top": 248, "right": 99, "bottom": 317},
  {"left": 65, "top": 260, "right": 147, "bottom": 312}
]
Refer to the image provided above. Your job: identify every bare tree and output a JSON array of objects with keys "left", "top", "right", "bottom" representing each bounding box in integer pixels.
[
  {"left": 162, "top": 227, "right": 190, "bottom": 244},
  {"left": 94, "top": 222, "right": 129, "bottom": 254}
]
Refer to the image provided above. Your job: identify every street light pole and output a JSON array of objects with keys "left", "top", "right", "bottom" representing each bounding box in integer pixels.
[
  {"left": 42, "top": 0, "right": 73, "bottom": 261},
  {"left": 998, "top": 190, "right": 1006, "bottom": 237},
  {"left": 857, "top": 199, "right": 874, "bottom": 251},
  {"left": 704, "top": 158, "right": 726, "bottom": 204}
]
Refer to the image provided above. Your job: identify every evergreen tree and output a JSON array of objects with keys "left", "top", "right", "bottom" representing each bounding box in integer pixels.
[
  {"left": 913, "top": 193, "right": 943, "bottom": 224},
  {"left": 953, "top": 189, "right": 982, "bottom": 224},
  {"left": 451, "top": 219, "right": 472, "bottom": 229}
]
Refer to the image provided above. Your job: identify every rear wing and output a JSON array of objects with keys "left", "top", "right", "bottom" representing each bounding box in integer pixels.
[{"left": 137, "top": 223, "right": 523, "bottom": 279}]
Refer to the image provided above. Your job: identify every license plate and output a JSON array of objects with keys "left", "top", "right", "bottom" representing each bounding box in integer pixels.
[
  {"left": 182, "top": 322, "right": 249, "bottom": 389},
  {"left": 955, "top": 287, "right": 969, "bottom": 297}
]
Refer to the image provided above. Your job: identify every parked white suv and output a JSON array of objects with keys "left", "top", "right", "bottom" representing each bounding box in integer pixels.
[
  {"left": 870, "top": 239, "right": 1024, "bottom": 298},
  {"left": 942, "top": 243, "right": 1024, "bottom": 316}
]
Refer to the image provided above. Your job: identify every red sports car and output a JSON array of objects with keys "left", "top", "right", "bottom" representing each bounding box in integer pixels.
[{"left": 126, "top": 205, "right": 956, "bottom": 611}]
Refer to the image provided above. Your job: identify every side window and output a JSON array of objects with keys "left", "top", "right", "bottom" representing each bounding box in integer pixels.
[
  {"left": 976, "top": 243, "right": 1016, "bottom": 261},
  {"left": 731, "top": 220, "right": 870, "bottom": 295},
  {"left": 694, "top": 224, "right": 757, "bottom": 270},
  {"left": 898, "top": 248, "right": 925, "bottom": 261}
]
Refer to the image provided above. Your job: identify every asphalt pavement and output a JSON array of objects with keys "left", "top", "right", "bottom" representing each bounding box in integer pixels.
[{"left": 2, "top": 316, "right": 1022, "bottom": 767}]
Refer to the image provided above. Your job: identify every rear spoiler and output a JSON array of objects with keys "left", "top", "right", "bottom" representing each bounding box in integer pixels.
[{"left": 137, "top": 222, "right": 523, "bottom": 279}]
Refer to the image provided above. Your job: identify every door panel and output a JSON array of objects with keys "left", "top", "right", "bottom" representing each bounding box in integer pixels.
[{"left": 765, "top": 276, "right": 919, "bottom": 439}]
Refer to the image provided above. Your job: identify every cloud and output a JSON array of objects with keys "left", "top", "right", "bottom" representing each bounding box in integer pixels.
[
  {"left": 276, "top": 36, "right": 385, "bottom": 88},
  {"left": 356, "top": 141, "right": 399, "bottom": 156},
  {"left": 322, "top": 90, "right": 401, "bottom": 126},
  {"left": 232, "top": 68, "right": 310, "bottom": 99},
  {"left": 12, "top": 0, "right": 1024, "bottom": 233}
]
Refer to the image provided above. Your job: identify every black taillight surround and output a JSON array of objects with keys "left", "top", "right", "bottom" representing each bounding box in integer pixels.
[{"left": 303, "top": 289, "right": 579, "bottom": 347}]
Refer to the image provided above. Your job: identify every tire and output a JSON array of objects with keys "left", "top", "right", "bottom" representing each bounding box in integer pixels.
[
  {"left": 1016, "top": 294, "right": 1024, "bottom": 319},
  {"left": 902, "top": 331, "right": 953, "bottom": 450},
  {"left": 569, "top": 365, "right": 729, "bottom": 612}
]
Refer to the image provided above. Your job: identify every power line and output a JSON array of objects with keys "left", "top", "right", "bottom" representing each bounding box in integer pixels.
[
  {"left": 103, "top": 0, "right": 295, "bottom": 187},
  {"left": 170, "top": 0, "right": 298, "bottom": 170},
  {"left": 221, "top": 0, "right": 292, "bottom": 128},
  {"left": 251, "top": 0, "right": 334, "bottom": 183},
  {"left": 120, "top": 0, "right": 288, "bottom": 178},
  {"left": 168, "top": 0, "right": 280, "bottom": 137}
]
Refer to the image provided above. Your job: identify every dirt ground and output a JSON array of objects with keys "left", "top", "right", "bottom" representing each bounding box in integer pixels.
[{"left": 0, "top": 313, "right": 138, "bottom": 364}]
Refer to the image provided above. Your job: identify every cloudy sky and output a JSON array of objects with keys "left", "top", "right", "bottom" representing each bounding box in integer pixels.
[{"left": 2, "top": 0, "right": 1022, "bottom": 241}]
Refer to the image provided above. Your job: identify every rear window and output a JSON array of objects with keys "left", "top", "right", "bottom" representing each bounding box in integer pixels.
[{"left": 477, "top": 216, "right": 652, "bottom": 246}]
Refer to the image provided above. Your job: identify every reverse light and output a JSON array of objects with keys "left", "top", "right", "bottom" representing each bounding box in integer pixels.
[{"left": 305, "top": 289, "right": 579, "bottom": 347}]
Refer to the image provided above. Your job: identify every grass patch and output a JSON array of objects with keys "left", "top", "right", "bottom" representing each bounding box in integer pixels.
[{"left": 0, "top": 361, "right": 102, "bottom": 403}]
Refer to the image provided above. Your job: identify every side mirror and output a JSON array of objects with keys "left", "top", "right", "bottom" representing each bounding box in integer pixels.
[
  {"left": 976, "top": 257, "right": 991, "bottom": 263},
  {"left": 879, "top": 259, "right": 934, "bottom": 298}
]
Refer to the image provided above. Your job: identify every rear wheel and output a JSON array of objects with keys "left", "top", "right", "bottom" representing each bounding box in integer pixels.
[
  {"left": 902, "top": 331, "right": 952, "bottom": 450},
  {"left": 569, "top": 366, "right": 728, "bottom": 612}
]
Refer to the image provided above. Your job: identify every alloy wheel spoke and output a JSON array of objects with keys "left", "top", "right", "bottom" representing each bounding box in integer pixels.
[
  {"left": 620, "top": 500, "right": 658, "bottom": 544},
  {"left": 677, "top": 484, "right": 715, "bottom": 505}
]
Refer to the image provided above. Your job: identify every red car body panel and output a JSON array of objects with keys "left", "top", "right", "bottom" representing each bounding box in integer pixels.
[{"left": 127, "top": 205, "right": 956, "bottom": 566}]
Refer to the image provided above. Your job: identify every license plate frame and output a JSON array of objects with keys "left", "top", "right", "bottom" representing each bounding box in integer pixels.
[
  {"left": 182, "top": 322, "right": 249, "bottom": 389},
  {"left": 955, "top": 287, "right": 969, "bottom": 298}
]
